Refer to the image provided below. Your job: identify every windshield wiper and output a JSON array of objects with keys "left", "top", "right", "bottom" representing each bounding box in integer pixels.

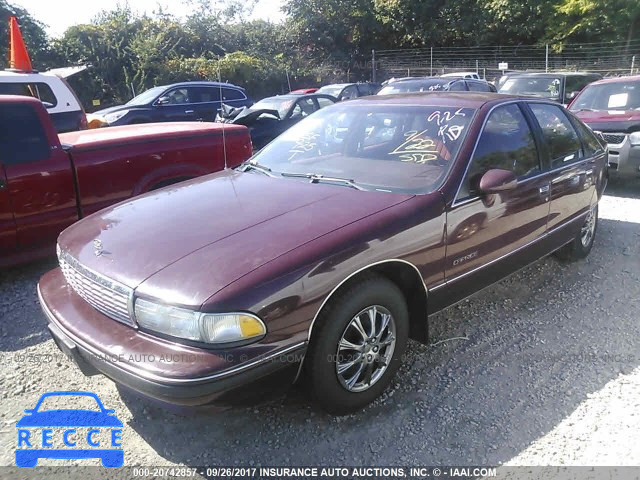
[
  {"left": 280, "top": 172, "right": 365, "bottom": 191},
  {"left": 238, "top": 161, "right": 277, "bottom": 177}
]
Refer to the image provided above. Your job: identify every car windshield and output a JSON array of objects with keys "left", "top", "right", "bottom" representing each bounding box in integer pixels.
[
  {"left": 249, "top": 97, "right": 295, "bottom": 119},
  {"left": 36, "top": 395, "right": 102, "bottom": 412},
  {"left": 378, "top": 80, "right": 449, "bottom": 95},
  {"left": 126, "top": 86, "right": 166, "bottom": 106},
  {"left": 498, "top": 77, "right": 562, "bottom": 99},
  {"left": 317, "top": 86, "right": 345, "bottom": 97},
  {"left": 570, "top": 80, "right": 640, "bottom": 111},
  {"left": 248, "top": 104, "right": 475, "bottom": 194}
]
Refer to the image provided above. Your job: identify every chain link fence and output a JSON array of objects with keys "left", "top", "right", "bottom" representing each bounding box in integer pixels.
[{"left": 372, "top": 40, "right": 640, "bottom": 83}]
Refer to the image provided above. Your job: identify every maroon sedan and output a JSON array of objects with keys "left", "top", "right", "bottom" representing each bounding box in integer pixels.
[{"left": 39, "top": 93, "right": 607, "bottom": 414}]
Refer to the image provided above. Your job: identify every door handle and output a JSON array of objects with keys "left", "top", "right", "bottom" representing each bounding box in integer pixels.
[
  {"left": 185, "top": 110, "right": 195, "bottom": 114},
  {"left": 0, "top": 179, "right": 5, "bottom": 190}
]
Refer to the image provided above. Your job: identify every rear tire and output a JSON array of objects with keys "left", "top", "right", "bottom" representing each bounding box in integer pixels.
[
  {"left": 555, "top": 204, "right": 598, "bottom": 261},
  {"left": 304, "top": 274, "right": 409, "bottom": 415}
]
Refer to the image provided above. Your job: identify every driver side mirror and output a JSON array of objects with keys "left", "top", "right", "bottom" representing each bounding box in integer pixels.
[
  {"left": 157, "top": 96, "right": 171, "bottom": 106},
  {"left": 478, "top": 169, "right": 518, "bottom": 194}
]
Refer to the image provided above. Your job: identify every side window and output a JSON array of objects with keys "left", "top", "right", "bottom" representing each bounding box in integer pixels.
[
  {"left": 196, "top": 87, "right": 221, "bottom": 103},
  {"left": 572, "top": 117, "right": 606, "bottom": 157},
  {"left": 0, "top": 82, "right": 57, "bottom": 107},
  {"left": 162, "top": 88, "right": 191, "bottom": 105},
  {"left": 467, "top": 81, "right": 491, "bottom": 92},
  {"left": 529, "top": 104, "right": 582, "bottom": 168},
  {"left": 459, "top": 104, "right": 540, "bottom": 199},
  {"left": 296, "top": 98, "right": 316, "bottom": 117},
  {"left": 448, "top": 80, "right": 467, "bottom": 91},
  {"left": 340, "top": 86, "right": 358, "bottom": 100},
  {"left": 0, "top": 104, "right": 50, "bottom": 166},
  {"left": 564, "top": 76, "right": 588, "bottom": 104},
  {"left": 316, "top": 97, "right": 334, "bottom": 109},
  {"left": 222, "top": 88, "right": 245, "bottom": 101}
]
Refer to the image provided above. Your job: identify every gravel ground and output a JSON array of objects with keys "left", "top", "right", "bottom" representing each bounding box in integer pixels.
[{"left": 1, "top": 180, "right": 639, "bottom": 471}]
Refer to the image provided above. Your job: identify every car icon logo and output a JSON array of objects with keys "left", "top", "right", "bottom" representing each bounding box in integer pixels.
[{"left": 15, "top": 391, "right": 124, "bottom": 468}]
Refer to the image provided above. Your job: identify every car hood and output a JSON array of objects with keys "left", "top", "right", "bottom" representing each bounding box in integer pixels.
[
  {"left": 58, "top": 170, "right": 412, "bottom": 308},
  {"left": 232, "top": 108, "right": 281, "bottom": 125},
  {"left": 573, "top": 109, "right": 640, "bottom": 131},
  {"left": 94, "top": 104, "right": 144, "bottom": 115}
]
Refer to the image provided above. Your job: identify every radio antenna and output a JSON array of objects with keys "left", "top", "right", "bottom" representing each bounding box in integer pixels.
[{"left": 217, "top": 56, "right": 228, "bottom": 169}]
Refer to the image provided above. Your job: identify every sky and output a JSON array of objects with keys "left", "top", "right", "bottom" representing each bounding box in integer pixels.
[{"left": 13, "top": 0, "right": 287, "bottom": 37}]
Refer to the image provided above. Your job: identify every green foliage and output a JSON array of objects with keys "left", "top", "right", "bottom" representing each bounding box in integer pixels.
[{"left": 2, "top": 0, "right": 639, "bottom": 112}]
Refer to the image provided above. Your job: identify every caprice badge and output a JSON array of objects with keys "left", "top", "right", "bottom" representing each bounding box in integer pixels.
[{"left": 93, "top": 239, "right": 104, "bottom": 257}]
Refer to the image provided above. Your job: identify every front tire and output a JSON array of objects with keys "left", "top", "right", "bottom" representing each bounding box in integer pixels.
[
  {"left": 556, "top": 203, "right": 598, "bottom": 261},
  {"left": 305, "top": 274, "right": 409, "bottom": 414}
]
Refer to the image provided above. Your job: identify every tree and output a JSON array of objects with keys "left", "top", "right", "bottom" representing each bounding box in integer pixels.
[{"left": 548, "top": 0, "right": 640, "bottom": 47}]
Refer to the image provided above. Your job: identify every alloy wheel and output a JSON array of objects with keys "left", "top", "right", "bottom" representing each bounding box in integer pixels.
[{"left": 335, "top": 305, "right": 396, "bottom": 393}]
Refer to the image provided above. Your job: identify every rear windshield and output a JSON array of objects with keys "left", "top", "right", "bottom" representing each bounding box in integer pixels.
[
  {"left": 570, "top": 80, "right": 640, "bottom": 111},
  {"left": 250, "top": 104, "right": 476, "bottom": 194},
  {"left": 499, "top": 76, "right": 562, "bottom": 100}
]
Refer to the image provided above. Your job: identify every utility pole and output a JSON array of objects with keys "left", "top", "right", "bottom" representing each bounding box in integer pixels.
[
  {"left": 545, "top": 44, "right": 549, "bottom": 72},
  {"left": 371, "top": 50, "right": 376, "bottom": 83}
]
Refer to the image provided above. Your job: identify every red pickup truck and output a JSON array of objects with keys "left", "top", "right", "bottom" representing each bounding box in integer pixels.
[{"left": 0, "top": 95, "right": 252, "bottom": 267}]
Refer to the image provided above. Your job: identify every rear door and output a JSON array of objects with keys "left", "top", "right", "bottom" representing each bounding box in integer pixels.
[
  {"left": 193, "top": 86, "right": 222, "bottom": 121},
  {"left": 0, "top": 162, "right": 16, "bottom": 255},
  {"left": 526, "top": 102, "right": 592, "bottom": 234},
  {"left": 444, "top": 102, "right": 551, "bottom": 302},
  {"left": 0, "top": 101, "right": 77, "bottom": 253}
]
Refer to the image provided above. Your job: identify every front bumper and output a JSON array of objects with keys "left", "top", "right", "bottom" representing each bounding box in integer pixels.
[
  {"left": 38, "top": 268, "right": 306, "bottom": 408},
  {"left": 606, "top": 140, "right": 640, "bottom": 178}
]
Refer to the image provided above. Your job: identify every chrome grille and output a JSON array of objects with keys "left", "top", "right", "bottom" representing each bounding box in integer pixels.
[
  {"left": 601, "top": 133, "right": 626, "bottom": 145},
  {"left": 59, "top": 250, "right": 134, "bottom": 326}
]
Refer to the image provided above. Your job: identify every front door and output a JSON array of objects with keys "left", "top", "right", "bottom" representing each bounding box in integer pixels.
[
  {"left": 443, "top": 103, "right": 551, "bottom": 305},
  {"left": 0, "top": 101, "right": 77, "bottom": 254},
  {"left": 156, "top": 87, "right": 197, "bottom": 122}
]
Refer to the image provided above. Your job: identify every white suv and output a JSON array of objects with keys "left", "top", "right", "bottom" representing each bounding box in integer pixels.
[{"left": 0, "top": 69, "right": 86, "bottom": 132}]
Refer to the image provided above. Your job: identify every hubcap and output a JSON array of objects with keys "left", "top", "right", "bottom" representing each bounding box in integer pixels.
[
  {"left": 335, "top": 305, "right": 396, "bottom": 393},
  {"left": 581, "top": 205, "right": 597, "bottom": 248}
]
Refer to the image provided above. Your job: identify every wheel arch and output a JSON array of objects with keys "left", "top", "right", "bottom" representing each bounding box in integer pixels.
[{"left": 306, "top": 259, "right": 429, "bottom": 346}]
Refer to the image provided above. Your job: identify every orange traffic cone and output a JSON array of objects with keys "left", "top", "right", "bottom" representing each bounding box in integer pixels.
[{"left": 9, "top": 16, "right": 33, "bottom": 71}]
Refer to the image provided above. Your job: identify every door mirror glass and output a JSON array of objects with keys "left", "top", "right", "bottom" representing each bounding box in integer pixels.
[{"left": 479, "top": 169, "right": 518, "bottom": 193}]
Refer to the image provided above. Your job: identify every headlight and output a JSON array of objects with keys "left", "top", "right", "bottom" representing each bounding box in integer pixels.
[
  {"left": 134, "top": 299, "right": 266, "bottom": 345},
  {"left": 104, "top": 110, "right": 129, "bottom": 124},
  {"left": 630, "top": 132, "right": 640, "bottom": 146}
]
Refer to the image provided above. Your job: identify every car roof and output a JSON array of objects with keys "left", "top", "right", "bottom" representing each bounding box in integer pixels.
[
  {"left": 507, "top": 71, "right": 597, "bottom": 78},
  {"left": 161, "top": 81, "right": 246, "bottom": 91},
  {"left": 351, "top": 91, "right": 527, "bottom": 108},
  {"left": 587, "top": 74, "right": 640, "bottom": 85}
]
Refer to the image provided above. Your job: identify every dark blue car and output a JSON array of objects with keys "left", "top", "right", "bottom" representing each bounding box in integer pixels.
[
  {"left": 94, "top": 81, "right": 252, "bottom": 126},
  {"left": 15, "top": 391, "right": 123, "bottom": 468}
]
